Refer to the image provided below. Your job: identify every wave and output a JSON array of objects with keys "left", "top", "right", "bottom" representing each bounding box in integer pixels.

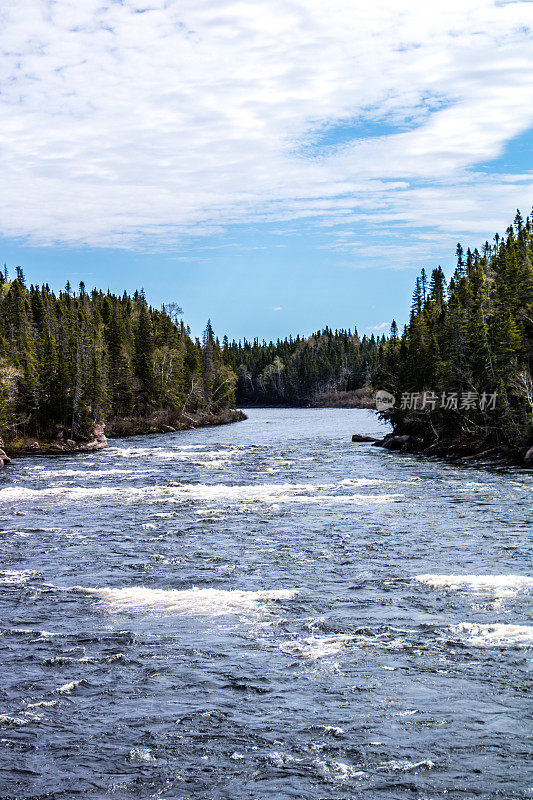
[
  {"left": 0, "top": 714, "right": 31, "bottom": 726},
  {"left": 340, "top": 478, "right": 385, "bottom": 486},
  {"left": 26, "top": 700, "right": 57, "bottom": 709},
  {"left": 415, "top": 574, "right": 533, "bottom": 595},
  {"left": 54, "top": 679, "right": 84, "bottom": 694},
  {"left": 129, "top": 747, "right": 156, "bottom": 762},
  {"left": 283, "top": 629, "right": 406, "bottom": 659},
  {"left": 68, "top": 585, "right": 300, "bottom": 615},
  {"left": 0, "top": 481, "right": 402, "bottom": 506},
  {"left": 378, "top": 759, "right": 435, "bottom": 772},
  {"left": 0, "top": 569, "right": 36, "bottom": 585},
  {"left": 283, "top": 634, "right": 355, "bottom": 659},
  {"left": 108, "top": 446, "right": 234, "bottom": 460},
  {"left": 0, "top": 486, "right": 121, "bottom": 502},
  {"left": 316, "top": 759, "right": 366, "bottom": 781},
  {"left": 449, "top": 622, "right": 533, "bottom": 647},
  {"left": 31, "top": 467, "right": 133, "bottom": 479}
]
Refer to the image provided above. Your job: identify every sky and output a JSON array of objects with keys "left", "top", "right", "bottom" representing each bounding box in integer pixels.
[{"left": 0, "top": 0, "right": 532, "bottom": 341}]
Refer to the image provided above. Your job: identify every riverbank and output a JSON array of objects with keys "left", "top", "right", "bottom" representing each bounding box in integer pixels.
[
  {"left": 238, "top": 388, "right": 375, "bottom": 410},
  {"left": 0, "top": 408, "right": 247, "bottom": 463},
  {"left": 353, "top": 430, "right": 533, "bottom": 467},
  {"left": 308, "top": 388, "right": 375, "bottom": 408}
]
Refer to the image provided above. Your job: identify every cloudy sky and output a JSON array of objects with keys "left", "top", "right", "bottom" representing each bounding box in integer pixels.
[{"left": 1, "top": 0, "right": 532, "bottom": 338}]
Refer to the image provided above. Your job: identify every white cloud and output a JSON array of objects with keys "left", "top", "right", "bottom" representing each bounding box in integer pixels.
[
  {"left": 0, "top": 0, "right": 532, "bottom": 252},
  {"left": 366, "top": 322, "right": 390, "bottom": 331},
  {"left": 273, "top": 306, "right": 283, "bottom": 312}
]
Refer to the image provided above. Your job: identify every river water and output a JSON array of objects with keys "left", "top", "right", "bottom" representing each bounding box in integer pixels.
[{"left": 0, "top": 408, "right": 531, "bottom": 800}]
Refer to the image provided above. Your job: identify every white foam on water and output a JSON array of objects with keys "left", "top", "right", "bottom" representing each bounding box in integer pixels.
[
  {"left": 392, "top": 709, "right": 418, "bottom": 717},
  {"left": 378, "top": 759, "right": 435, "bottom": 772},
  {"left": 0, "top": 569, "right": 36, "bottom": 585},
  {"left": 27, "top": 700, "right": 57, "bottom": 709},
  {"left": 0, "top": 486, "right": 121, "bottom": 502},
  {"left": 316, "top": 759, "right": 366, "bottom": 781},
  {"left": 456, "top": 483, "right": 490, "bottom": 491},
  {"left": 33, "top": 467, "right": 132, "bottom": 480},
  {"left": 284, "top": 628, "right": 408, "bottom": 659},
  {"left": 109, "top": 445, "right": 234, "bottom": 462},
  {"left": 266, "top": 751, "right": 301, "bottom": 767},
  {"left": 69, "top": 585, "right": 300, "bottom": 615},
  {"left": 0, "top": 569, "right": 36, "bottom": 586},
  {"left": 415, "top": 574, "right": 533, "bottom": 597},
  {"left": 293, "top": 493, "right": 402, "bottom": 505},
  {"left": 0, "top": 481, "right": 401, "bottom": 507},
  {"left": 450, "top": 622, "right": 533, "bottom": 647},
  {"left": 55, "top": 679, "right": 84, "bottom": 694},
  {"left": 319, "top": 725, "right": 345, "bottom": 736},
  {"left": 160, "top": 483, "right": 402, "bottom": 506},
  {"left": 106, "top": 653, "right": 125, "bottom": 663},
  {"left": 340, "top": 478, "right": 385, "bottom": 486},
  {"left": 0, "top": 714, "right": 30, "bottom": 726},
  {"left": 283, "top": 634, "right": 355, "bottom": 659},
  {"left": 129, "top": 747, "right": 156, "bottom": 762},
  {"left": 192, "top": 459, "right": 230, "bottom": 468}
]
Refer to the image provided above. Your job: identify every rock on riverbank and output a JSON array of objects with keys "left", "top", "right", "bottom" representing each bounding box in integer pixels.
[
  {"left": 2, "top": 423, "right": 108, "bottom": 461},
  {"left": 104, "top": 408, "right": 247, "bottom": 438},
  {"left": 352, "top": 429, "right": 532, "bottom": 467},
  {"left": 1, "top": 409, "right": 247, "bottom": 463}
]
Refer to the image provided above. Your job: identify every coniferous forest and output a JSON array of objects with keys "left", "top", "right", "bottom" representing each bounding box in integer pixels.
[
  {"left": 222, "top": 329, "right": 381, "bottom": 406},
  {"left": 0, "top": 271, "right": 241, "bottom": 453},
  {"left": 373, "top": 210, "right": 532, "bottom": 460}
]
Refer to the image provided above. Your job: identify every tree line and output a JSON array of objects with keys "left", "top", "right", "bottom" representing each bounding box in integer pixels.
[
  {"left": 374, "top": 210, "right": 533, "bottom": 451},
  {"left": 222, "top": 328, "right": 382, "bottom": 405},
  {"left": 0, "top": 271, "right": 237, "bottom": 443}
]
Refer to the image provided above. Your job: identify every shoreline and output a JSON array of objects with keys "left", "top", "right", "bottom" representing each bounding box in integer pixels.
[
  {"left": 352, "top": 431, "right": 533, "bottom": 468},
  {"left": 0, "top": 409, "right": 247, "bottom": 463}
]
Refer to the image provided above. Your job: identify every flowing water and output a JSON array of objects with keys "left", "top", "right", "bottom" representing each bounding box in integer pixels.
[{"left": 0, "top": 408, "right": 531, "bottom": 800}]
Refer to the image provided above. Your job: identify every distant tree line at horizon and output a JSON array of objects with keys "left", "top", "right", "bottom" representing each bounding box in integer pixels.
[
  {"left": 0, "top": 272, "right": 237, "bottom": 443},
  {"left": 221, "top": 328, "right": 382, "bottom": 405}
]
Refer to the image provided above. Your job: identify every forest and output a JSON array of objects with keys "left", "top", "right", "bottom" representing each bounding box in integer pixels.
[
  {"left": 0, "top": 271, "right": 240, "bottom": 452},
  {"left": 373, "top": 210, "right": 532, "bottom": 458},
  {"left": 222, "top": 328, "right": 382, "bottom": 406}
]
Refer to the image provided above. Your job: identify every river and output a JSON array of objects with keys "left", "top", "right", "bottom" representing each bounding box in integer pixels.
[{"left": 0, "top": 408, "right": 531, "bottom": 799}]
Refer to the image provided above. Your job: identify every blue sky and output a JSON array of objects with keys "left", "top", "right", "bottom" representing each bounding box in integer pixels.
[{"left": 1, "top": 0, "right": 532, "bottom": 341}]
